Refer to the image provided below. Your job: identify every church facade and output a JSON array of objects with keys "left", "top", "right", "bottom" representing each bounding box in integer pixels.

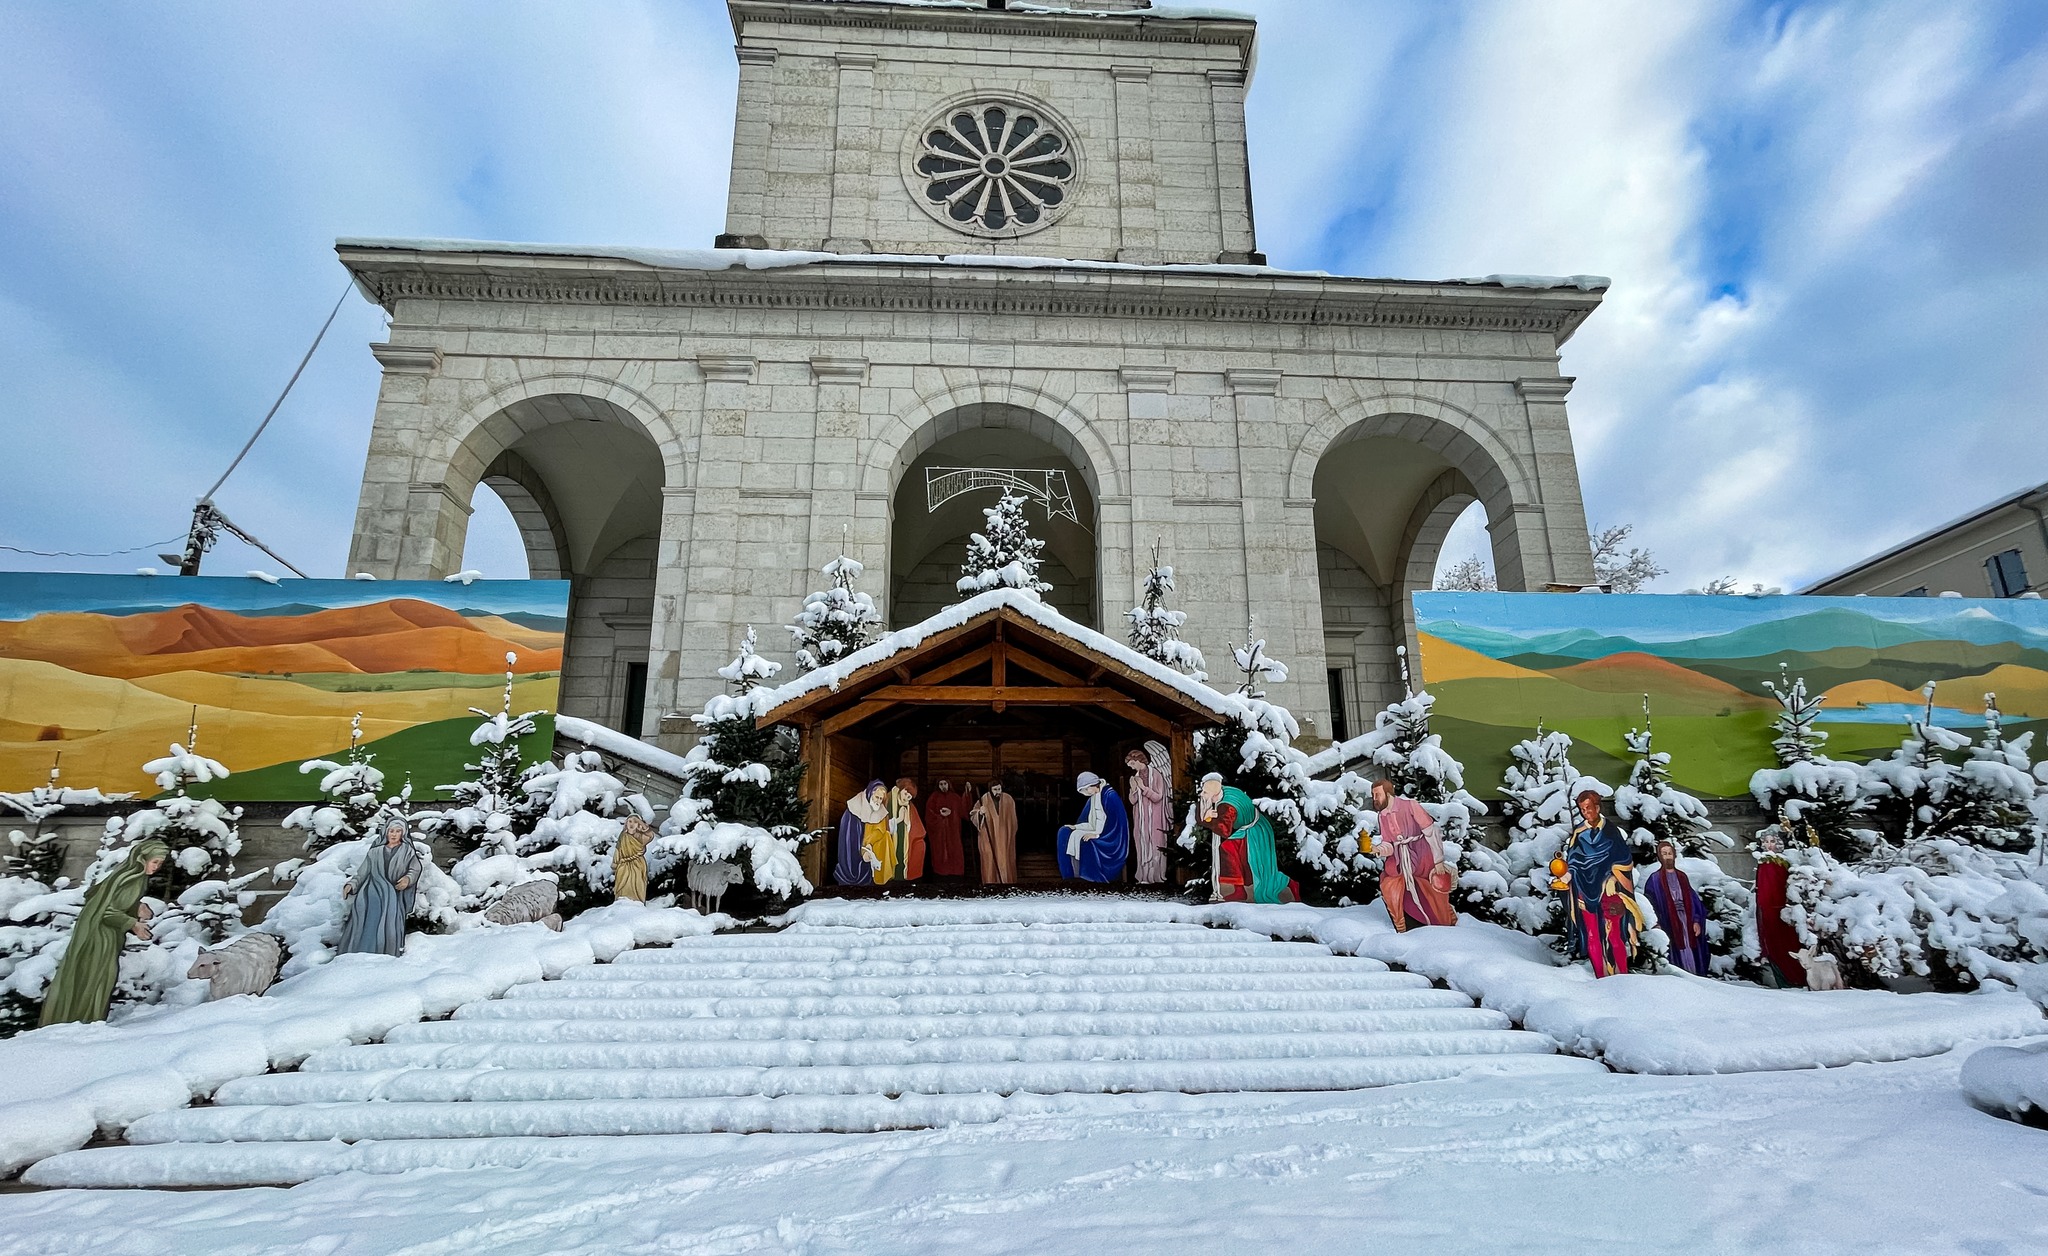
[{"left": 340, "top": 0, "right": 1603, "bottom": 751}]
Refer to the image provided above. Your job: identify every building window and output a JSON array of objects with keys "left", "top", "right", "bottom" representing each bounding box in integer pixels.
[
  {"left": 618, "top": 660, "right": 648, "bottom": 737},
  {"left": 1987, "top": 549, "right": 2029, "bottom": 598},
  {"left": 914, "top": 102, "right": 1075, "bottom": 236},
  {"left": 1326, "top": 668, "right": 1350, "bottom": 743}
]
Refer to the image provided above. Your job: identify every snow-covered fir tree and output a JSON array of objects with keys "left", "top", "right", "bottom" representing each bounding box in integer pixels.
[
  {"left": 1749, "top": 665, "right": 1873, "bottom": 860},
  {"left": 107, "top": 737, "right": 244, "bottom": 916},
  {"left": 788, "top": 552, "right": 882, "bottom": 672},
  {"left": 1455, "top": 726, "right": 1577, "bottom": 935},
  {"left": 657, "top": 634, "right": 813, "bottom": 906},
  {"left": 280, "top": 714, "right": 403, "bottom": 858},
  {"left": 1, "top": 756, "right": 130, "bottom": 883},
  {"left": 956, "top": 492, "right": 1051, "bottom": 598},
  {"left": 1125, "top": 541, "right": 1207, "bottom": 681},
  {"left": 509, "top": 749, "right": 655, "bottom": 918},
  {"left": 420, "top": 654, "right": 547, "bottom": 857},
  {"left": 1854, "top": 683, "right": 2035, "bottom": 854},
  {"left": 1351, "top": 686, "right": 1485, "bottom": 854},
  {"left": 1613, "top": 713, "right": 1753, "bottom": 974},
  {"left": 1936, "top": 695, "right": 2037, "bottom": 852},
  {"left": 1229, "top": 622, "right": 1288, "bottom": 700}
]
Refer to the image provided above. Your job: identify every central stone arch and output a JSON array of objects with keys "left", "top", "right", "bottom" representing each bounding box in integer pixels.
[{"left": 867, "top": 386, "right": 1115, "bottom": 631}]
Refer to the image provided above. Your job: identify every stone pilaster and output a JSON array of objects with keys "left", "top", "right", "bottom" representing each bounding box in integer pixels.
[
  {"left": 1110, "top": 66, "right": 1160, "bottom": 265},
  {"left": 1207, "top": 69, "right": 1260, "bottom": 264},
  {"left": 1512, "top": 376, "right": 1597, "bottom": 588},
  {"left": 808, "top": 356, "right": 869, "bottom": 570},
  {"left": 823, "top": 53, "right": 876, "bottom": 253},
  {"left": 717, "top": 46, "right": 778, "bottom": 249}
]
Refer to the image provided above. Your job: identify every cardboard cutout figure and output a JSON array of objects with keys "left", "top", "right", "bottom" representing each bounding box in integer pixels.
[
  {"left": 923, "top": 779, "right": 968, "bottom": 877},
  {"left": 1198, "top": 774, "right": 1299, "bottom": 904},
  {"left": 1057, "top": 771, "right": 1130, "bottom": 882},
  {"left": 339, "top": 817, "right": 423, "bottom": 958},
  {"left": 971, "top": 784, "right": 1018, "bottom": 884},
  {"left": 836, "top": 781, "right": 887, "bottom": 886},
  {"left": 1372, "top": 780, "right": 1458, "bottom": 930},
  {"left": 612, "top": 815, "right": 653, "bottom": 903},
  {"left": 1564, "top": 791, "right": 1640, "bottom": 978},
  {"left": 39, "top": 839, "right": 169, "bottom": 1027},
  {"left": 1753, "top": 826, "right": 1806, "bottom": 988},
  {"left": 886, "top": 778, "right": 927, "bottom": 883},
  {"left": 1126, "top": 742, "right": 1172, "bottom": 884},
  {"left": 1644, "top": 839, "right": 1709, "bottom": 975}
]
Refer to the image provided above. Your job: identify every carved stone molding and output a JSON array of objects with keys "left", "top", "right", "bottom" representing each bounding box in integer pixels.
[
  {"left": 1119, "top": 366, "right": 1174, "bottom": 393},
  {"left": 697, "top": 354, "right": 757, "bottom": 383},
  {"left": 810, "top": 356, "right": 870, "bottom": 384},
  {"left": 1514, "top": 376, "right": 1576, "bottom": 401},
  {"left": 370, "top": 342, "right": 442, "bottom": 375},
  {"left": 1226, "top": 367, "right": 1282, "bottom": 395}
]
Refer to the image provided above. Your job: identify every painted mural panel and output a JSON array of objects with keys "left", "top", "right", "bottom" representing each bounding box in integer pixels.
[
  {"left": 1414, "top": 591, "right": 2048, "bottom": 798},
  {"left": 0, "top": 573, "right": 568, "bottom": 799}
]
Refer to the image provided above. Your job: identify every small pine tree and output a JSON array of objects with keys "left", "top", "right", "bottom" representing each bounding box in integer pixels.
[
  {"left": 282, "top": 714, "right": 398, "bottom": 857},
  {"left": 1229, "top": 621, "right": 1288, "bottom": 700},
  {"left": 1942, "top": 695, "right": 2037, "bottom": 853},
  {"left": 421, "top": 653, "right": 547, "bottom": 857},
  {"left": 657, "top": 633, "right": 813, "bottom": 907},
  {"left": 510, "top": 750, "right": 654, "bottom": 919},
  {"left": 1749, "top": 665, "right": 1872, "bottom": 860},
  {"left": 789, "top": 552, "right": 882, "bottom": 672},
  {"left": 1354, "top": 689, "right": 1485, "bottom": 853},
  {"left": 956, "top": 492, "right": 1051, "bottom": 598},
  {"left": 108, "top": 734, "right": 243, "bottom": 913},
  {"left": 1456, "top": 726, "right": 1577, "bottom": 935},
  {"left": 2, "top": 756, "right": 130, "bottom": 883},
  {"left": 1126, "top": 540, "right": 1208, "bottom": 681}
]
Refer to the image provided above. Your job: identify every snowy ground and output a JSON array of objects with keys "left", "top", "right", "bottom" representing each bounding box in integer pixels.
[{"left": 2, "top": 1047, "right": 2044, "bottom": 1254}]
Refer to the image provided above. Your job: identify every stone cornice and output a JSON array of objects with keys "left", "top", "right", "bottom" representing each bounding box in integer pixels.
[
  {"left": 338, "top": 247, "right": 1607, "bottom": 344},
  {"left": 728, "top": 0, "right": 1257, "bottom": 64}
]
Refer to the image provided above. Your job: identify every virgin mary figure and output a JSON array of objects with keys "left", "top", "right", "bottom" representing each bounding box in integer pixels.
[{"left": 835, "top": 781, "right": 888, "bottom": 886}]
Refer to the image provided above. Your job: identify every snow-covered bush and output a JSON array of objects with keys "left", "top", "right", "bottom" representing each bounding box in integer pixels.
[
  {"left": 1749, "top": 666, "right": 1875, "bottom": 860},
  {"left": 956, "top": 492, "right": 1051, "bottom": 598},
  {"left": 506, "top": 750, "right": 655, "bottom": 919},
  {"left": 419, "top": 655, "right": 547, "bottom": 857},
  {"left": 280, "top": 714, "right": 403, "bottom": 857},
  {"left": 2, "top": 761, "right": 131, "bottom": 883},
  {"left": 1861, "top": 693, "right": 2037, "bottom": 854},
  {"left": 1456, "top": 727, "right": 1577, "bottom": 936},
  {"left": 788, "top": 553, "right": 882, "bottom": 672},
  {"left": 106, "top": 742, "right": 243, "bottom": 910},
  {"left": 1125, "top": 543, "right": 1207, "bottom": 681},
  {"left": 657, "top": 632, "right": 814, "bottom": 907}
]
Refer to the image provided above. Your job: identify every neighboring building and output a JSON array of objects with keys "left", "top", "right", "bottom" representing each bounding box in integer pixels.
[
  {"left": 339, "top": 0, "right": 1606, "bottom": 751},
  {"left": 1802, "top": 481, "right": 2048, "bottom": 599}
]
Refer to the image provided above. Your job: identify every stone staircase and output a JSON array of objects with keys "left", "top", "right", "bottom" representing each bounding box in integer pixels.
[{"left": 25, "top": 917, "right": 1599, "bottom": 1187}]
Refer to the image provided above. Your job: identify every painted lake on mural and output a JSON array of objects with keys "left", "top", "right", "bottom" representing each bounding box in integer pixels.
[
  {"left": 1413, "top": 591, "right": 2048, "bottom": 797},
  {"left": 0, "top": 573, "right": 567, "bottom": 799}
]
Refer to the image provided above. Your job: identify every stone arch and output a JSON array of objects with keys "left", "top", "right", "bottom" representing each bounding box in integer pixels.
[
  {"left": 1394, "top": 468, "right": 1482, "bottom": 680},
  {"left": 434, "top": 373, "right": 688, "bottom": 510},
  {"left": 479, "top": 449, "right": 570, "bottom": 581},
  {"left": 1287, "top": 391, "right": 1529, "bottom": 530},
  {"left": 861, "top": 380, "right": 1123, "bottom": 500}
]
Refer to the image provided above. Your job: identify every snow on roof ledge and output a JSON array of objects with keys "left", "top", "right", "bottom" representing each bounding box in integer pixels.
[
  {"left": 1450, "top": 274, "right": 1611, "bottom": 292},
  {"left": 741, "top": 588, "right": 1245, "bottom": 722}
]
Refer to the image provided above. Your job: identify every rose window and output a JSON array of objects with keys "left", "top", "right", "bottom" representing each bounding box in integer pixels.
[{"left": 915, "top": 104, "right": 1075, "bottom": 234}]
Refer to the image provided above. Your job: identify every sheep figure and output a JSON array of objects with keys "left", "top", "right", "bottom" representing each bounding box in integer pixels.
[
  {"left": 484, "top": 880, "right": 563, "bottom": 931},
  {"left": 686, "top": 859, "right": 743, "bottom": 915},
  {"left": 186, "top": 932, "right": 283, "bottom": 1002},
  {"left": 1796, "top": 947, "right": 1846, "bottom": 991}
]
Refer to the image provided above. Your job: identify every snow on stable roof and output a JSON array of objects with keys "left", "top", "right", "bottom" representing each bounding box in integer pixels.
[
  {"left": 556, "top": 714, "right": 694, "bottom": 781},
  {"left": 335, "top": 237, "right": 1610, "bottom": 292},
  {"left": 736, "top": 588, "right": 1245, "bottom": 725}
]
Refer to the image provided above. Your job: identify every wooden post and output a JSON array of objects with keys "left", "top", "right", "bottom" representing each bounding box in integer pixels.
[{"left": 802, "top": 721, "right": 830, "bottom": 890}]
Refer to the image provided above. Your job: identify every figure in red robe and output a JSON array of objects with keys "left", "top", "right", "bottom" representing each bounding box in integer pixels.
[
  {"left": 1644, "top": 839, "right": 1710, "bottom": 975},
  {"left": 922, "top": 778, "right": 968, "bottom": 877},
  {"left": 1753, "top": 826, "right": 1806, "bottom": 988}
]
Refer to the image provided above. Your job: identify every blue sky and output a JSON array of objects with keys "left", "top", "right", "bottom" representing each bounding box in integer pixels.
[{"left": 1, "top": 0, "right": 2044, "bottom": 593}]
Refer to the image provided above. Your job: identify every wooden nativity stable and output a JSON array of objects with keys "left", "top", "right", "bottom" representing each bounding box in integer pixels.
[{"left": 753, "top": 591, "right": 1236, "bottom": 887}]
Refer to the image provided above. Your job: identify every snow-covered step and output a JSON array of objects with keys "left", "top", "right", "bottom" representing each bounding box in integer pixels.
[
  {"left": 653, "top": 926, "right": 1256, "bottom": 949},
  {"left": 610, "top": 941, "right": 1333, "bottom": 964},
  {"left": 132, "top": 1053, "right": 1597, "bottom": 1146},
  {"left": 547, "top": 956, "right": 1399, "bottom": 983},
  {"left": 519, "top": 972, "right": 1416, "bottom": 1000},
  {"left": 302, "top": 1020, "right": 1520, "bottom": 1073},
  {"left": 452, "top": 987, "right": 1455, "bottom": 1021},
  {"left": 383, "top": 1003, "right": 1490, "bottom": 1045}
]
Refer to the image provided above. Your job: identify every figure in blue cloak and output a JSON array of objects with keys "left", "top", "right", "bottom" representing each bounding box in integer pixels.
[{"left": 1057, "top": 771, "right": 1130, "bottom": 883}]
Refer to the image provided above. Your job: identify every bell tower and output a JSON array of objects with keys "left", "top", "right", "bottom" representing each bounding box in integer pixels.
[{"left": 717, "top": 0, "right": 1263, "bottom": 264}]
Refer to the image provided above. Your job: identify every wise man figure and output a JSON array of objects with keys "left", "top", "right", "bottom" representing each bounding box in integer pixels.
[
  {"left": 971, "top": 782, "right": 1017, "bottom": 885},
  {"left": 39, "top": 839, "right": 169, "bottom": 1027},
  {"left": 1752, "top": 824, "right": 1806, "bottom": 988},
  {"left": 1058, "top": 771, "right": 1130, "bottom": 883},
  {"left": 612, "top": 814, "right": 653, "bottom": 903},
  {"left": 1125, "top": 742, "right": 1172, "bottom": 885},
  {"left": 339, "top": 816, "right": 423, "bottom": 958},
  {"left": 836, "top": 781, "right": 888, "bottom": 886},
  {"left": 1198, "top": 773, "right": 1299, "bottom": 904},
  {"left": 922, "top": 778, "right": 968, "bottom": 878},
  {"left": 1644, "top": 838, "right": 1709, "bottom": 975},
  {"left": 1371, "top": 780, "right": 1457, "bottom": 931},
  {"left": 885, "top": 778, "right": 927, "bottom": 883},
  {"left": 1564, "top": 789, "right": 1640, "bottom": 978}
]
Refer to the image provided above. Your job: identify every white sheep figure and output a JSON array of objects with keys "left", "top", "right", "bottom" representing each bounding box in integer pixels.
[
  {"left": 186, "top": 932, "right": 283, "bottom": 1002},
  {"left": 686, "top": 859, "right": 743, "bottom": 915},
  {"left": 484, "top": 880, "right": 563, "bottom": 931},
  {"left": 1797, "top": 948, "right": 1846, "bottom": 991}
]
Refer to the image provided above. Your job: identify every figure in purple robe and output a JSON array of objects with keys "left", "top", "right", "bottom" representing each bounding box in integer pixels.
[
  {"left": 1057, "top": 771, "right": 1130, "bottom": 883},
  {"left": 1644, "top": 839, "right": 1710, "bottom": 975},
  {"left": 835, "top": 781, "right": 887, "bottom": 886}
]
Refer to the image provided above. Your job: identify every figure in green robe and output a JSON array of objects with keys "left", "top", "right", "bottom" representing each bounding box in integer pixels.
[{"left": 39, "top": 839, "right": 170, "bottom": 1028}]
